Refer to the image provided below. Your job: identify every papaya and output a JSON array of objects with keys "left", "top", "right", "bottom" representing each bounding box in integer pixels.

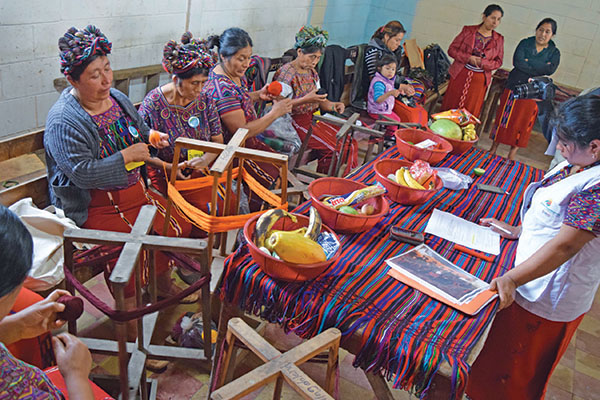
[{"left": 268, "top": 231, "right": 327, "bottom": 264}]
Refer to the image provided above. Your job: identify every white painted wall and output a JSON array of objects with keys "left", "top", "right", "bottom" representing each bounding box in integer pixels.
[
  {"left": 0, "top": 0, "right": 311, "bottom": 138},
  {"left": 410, "top": 0, "right": 600, "bottom": 90}
]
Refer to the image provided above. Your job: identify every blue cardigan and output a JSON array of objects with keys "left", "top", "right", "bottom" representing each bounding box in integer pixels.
[{"left": 44, "top": 88, "right": 151, "bottom": 226}]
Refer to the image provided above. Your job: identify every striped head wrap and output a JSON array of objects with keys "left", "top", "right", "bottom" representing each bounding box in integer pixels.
[
  {"left": 58, "top": 25, "right": 112, "bottom": 76},
  {"left": 162, "top": 32, "right": 215, "bottom": 75},
  {"left": 294, "top": 25, "right": 329, "bottom": 49}
]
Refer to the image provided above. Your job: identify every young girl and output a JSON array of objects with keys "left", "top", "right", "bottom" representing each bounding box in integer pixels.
[{"left": 368, "top": 55, "right": 403, "bottom": 132}]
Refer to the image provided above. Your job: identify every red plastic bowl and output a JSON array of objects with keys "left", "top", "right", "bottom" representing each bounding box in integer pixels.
[
  {"left": 432, "top": 131, "right": 478, "bottom": 155},
  {"left": 308, "top": 177, "right": 389, "bottom": 234},
  {"left": 244, "top": 212, "right": 342, "bottom": 282},
  {"left": 394, "top": 128, "right": 452, "bottom": 164},
  {"left": 374, "top": 159, "right": 443, "bottom": 205}
]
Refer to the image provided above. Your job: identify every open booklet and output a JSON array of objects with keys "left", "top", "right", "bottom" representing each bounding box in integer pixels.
[{"left": 386, "top": 244, "right": 498, "bottom": 315}]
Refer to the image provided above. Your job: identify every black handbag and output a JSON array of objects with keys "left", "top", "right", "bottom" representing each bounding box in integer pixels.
[{"left": 423, "top": 44, "right": 451, "bottom": 92}]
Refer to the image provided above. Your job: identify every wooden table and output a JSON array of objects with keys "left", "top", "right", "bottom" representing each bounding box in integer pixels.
[{"left": 209, "top": 146, "right": 544, "bottom": 399}]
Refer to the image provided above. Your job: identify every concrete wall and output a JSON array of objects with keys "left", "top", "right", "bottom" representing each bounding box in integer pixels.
[
  {"left": 410, "top": 0, "right": 600, "bottom": 89},
  {"left": 0, "top": 0, "right": 311, "bottom": 138}
]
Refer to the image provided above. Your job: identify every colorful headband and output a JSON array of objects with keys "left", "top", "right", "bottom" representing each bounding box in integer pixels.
[
  {"left": 294, "top": 25, "right": 329, "bottom": 49},
  {"left": 58, "top": 25, "right": 112, "bottom": 76},
  {"left": 162, "top": 32, "right": 215, "bottom": 75}
]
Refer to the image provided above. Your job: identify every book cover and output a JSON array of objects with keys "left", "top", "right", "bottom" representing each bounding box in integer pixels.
[{"left": 386, "top": 244, "right": 498, "bottom": 315}]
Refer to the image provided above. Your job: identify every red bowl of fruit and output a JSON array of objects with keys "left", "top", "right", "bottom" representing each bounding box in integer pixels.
[
  {"left": 244, "top": 210, "right": 341, "bottom": 282},
  {"left": 374, "top": 159, "right": 443, "bottom": 205},
  {"left": 308, "top": 177, "right": 389, "bottom": 234},
  {"left": 394, "top": 128, "right": 452, "bottom": 164},
  {"left": 441, "top": 133, "right": 478, "bottom": 155}
]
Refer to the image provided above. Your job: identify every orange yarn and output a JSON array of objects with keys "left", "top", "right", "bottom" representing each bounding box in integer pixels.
[{"left": 167, "top": 167, "right": 288, "bottom": 233}]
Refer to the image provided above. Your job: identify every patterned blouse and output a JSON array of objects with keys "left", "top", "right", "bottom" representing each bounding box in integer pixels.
[
  {"left": 203, "top": 70, "right": 256, "bottom": 142},
  {"left": 272, "top": 62, "right": 320, "bottom": 115},
  {"left": 541, "top": 161, "right": 600, "bottom": 235},
  {"left": 0, "top": 343, "right": 63, "bottom": 399},
  {"left": 466, "top": 32, "right": 492, "bottom": 72},
  {"left": 91, "top": 97, "right": 142, "bottom": 189},
  {"left": 138, "top": 88, "right": 222, "bottom": 164}
]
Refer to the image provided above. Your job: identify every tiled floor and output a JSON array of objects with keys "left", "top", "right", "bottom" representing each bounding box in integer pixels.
[{"left": 75, "top": 130, "right": 600, "bottom": 399}]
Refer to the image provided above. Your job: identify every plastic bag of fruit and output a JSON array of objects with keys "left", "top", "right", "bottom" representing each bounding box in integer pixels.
[{"left": 431, "top": 108, "right": 481, "bottom": 126}]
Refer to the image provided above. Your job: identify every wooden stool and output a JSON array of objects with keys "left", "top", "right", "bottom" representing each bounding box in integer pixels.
[{"left": 211, "top": 317, "right": 341, "bottom": 400}]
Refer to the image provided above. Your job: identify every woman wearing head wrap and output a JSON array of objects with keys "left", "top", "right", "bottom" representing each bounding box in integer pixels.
[
  {"left": 203, "top": 27, "right": 292, "bottom": 210},
  {"left": 441, "top": 5, "right": 504, "bottom": 117},
  {"left": 0, "top": 205, "right": 98, "bottom": 399},
  {"left": 44, "top": 25, "right": 197, "bottom": 305},
  {"left": 272, "top": 25, "right": 358, "bottom": 175},
  {"left": 364, "top": 21, "right": 428, "bottom": 125},
  {"left": 139, "top": 32, "right": 224, "bottom": 195}
]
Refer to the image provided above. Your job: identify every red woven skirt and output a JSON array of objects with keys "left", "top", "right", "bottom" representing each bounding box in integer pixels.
[
  {"left": 441, "top": 68, "right": 487, "bottom": 117},
  {"left": 392, "top": 100, "right": 429, "bottom": 126},
  {"left": 7, "top": 288, "right": 54, "bottom": 369},
  {"left": 84, "top": 179, "right": 192, "bottom": 297},
  {"left": 490, "top": 88, "right": 538, "bottom": 148},
  {"left": 466, "top": 302, "right": 583, "bottom": 400},
  {"left": 292, "top": 112, "right": 358, "bottom": 176}
]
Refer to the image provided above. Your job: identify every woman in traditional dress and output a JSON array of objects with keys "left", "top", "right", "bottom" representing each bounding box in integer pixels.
[
  {"left": 0, "top": 205, "right": 96, "bottom": 399},
  {"left": 139, "top": 32, "right": 223, "bottom": 195},
  {"left": 272, "top": 25, "right": 357, "bottom": 175},
  {"left": 467, "top": 94, "right": 600, "bottom": 399},
  {"left": 203, "top": 27, "right": 292, "bottom": 209},
  {"left": 489, "top": 18, "right": 560, "bottom": 160},
  {"left": 441, "top": 4, "right": 504, "bottom": 117},
  {"left": 44, "top": 26, "right": 196, "bottom": 304},
  {"left": 364, "top": 20, "right": 428, "bottom": 125}
]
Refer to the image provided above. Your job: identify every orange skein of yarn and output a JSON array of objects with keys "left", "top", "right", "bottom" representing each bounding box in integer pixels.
[
  {"left": 267, "top": 81, "right": 283, "bottom": 96},
  {"left": 149, "top": 130, "right": 161, "bottom": 147}
]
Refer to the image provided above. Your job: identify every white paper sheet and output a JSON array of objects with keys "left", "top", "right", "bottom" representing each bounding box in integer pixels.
[{"left": 424, "top": 209, "right": 500, "bottom": 255}]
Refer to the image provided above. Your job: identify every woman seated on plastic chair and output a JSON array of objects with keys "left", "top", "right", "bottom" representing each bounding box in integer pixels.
[
  {"left": 272, "top": 25, "right": 358, "bottom": 175},
  {"left": 0, "top": 205, "right": 101, "bottom": 399},
  {"left": 364, "top": 20, "right": 428, "bottom": 126}
]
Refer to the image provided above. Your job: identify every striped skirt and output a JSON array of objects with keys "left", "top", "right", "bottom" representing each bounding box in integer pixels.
[
  {"left": 490, "top": 88, "right": 538, "bottom": 148},
  {"left": 441, "top": 67, "right": 487, "bottom": 118}
]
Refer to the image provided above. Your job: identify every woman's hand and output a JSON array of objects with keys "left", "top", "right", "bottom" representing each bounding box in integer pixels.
[
  {"left": 269, "top": 98, "right": 293, "bottom": 119},
  {"left": 332, "top": 102, "right": 345, "bottom": 114},
  {"left": 121, "top": 143, "right": 150, "bottom": 164},
  {"left": 398, "top": 84, "right": 415, "bottom": 96},
  {"left": 489, "top": 275, "right": 518, "bottom": 310},
  {"left": 53, "top": 333, "right": 94, "bottom": 399},
  {"left": 303, "top": 89, "right": 328, "bottom": 104},
  {"left": 154, "top": 131, "right": 170, "bottom": 149},
  {"left": 11, "top": 289, "right": 70, "bottom": 342},
  {"left": 468, "top": 55, "right": 482, "bottom": 67},
  {"left": 258, "top": 85, "right": 275, "bottom": 102},
  {"left": 186, "top": 156, "right": 211, "bottom": 170},
  {"left": 480, "top": 218, "right": 521, "bottom": 239}
]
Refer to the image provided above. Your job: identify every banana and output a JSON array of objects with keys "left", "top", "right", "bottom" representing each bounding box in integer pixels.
[
  {"left": 404, "top": 169, "right": 425, "bottom": 190},
  {"left": 305, "top": 206, "right": 322, "bottom": 241},
  {"left": 268, "top": 231, "right": 327, "bottom": 264},
  {"left": 395, "top": 168, "right": 408, "bottom": 186},
  {"left": 255, "top": 209, "right": 297, "bottom": 248}
]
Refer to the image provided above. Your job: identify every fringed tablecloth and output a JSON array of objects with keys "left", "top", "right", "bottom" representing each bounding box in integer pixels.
[{"left": 218, "top": 146, "right": 543, "bottom": 399}]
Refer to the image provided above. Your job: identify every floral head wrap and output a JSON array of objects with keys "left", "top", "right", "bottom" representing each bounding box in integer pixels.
[
  {"left": 294, "top": 25, "right": 329, "bottom": 49},
  {"left": 162, "top": 32, "right": 215, "bottom": 75},
  {"left": 58, "top": 25, "right": 112, "bottom": 76}
]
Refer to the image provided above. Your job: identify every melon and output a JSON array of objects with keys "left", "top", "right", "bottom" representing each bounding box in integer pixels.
[{"left": 430, "top": 119, "right": 462, "bottom": 140}]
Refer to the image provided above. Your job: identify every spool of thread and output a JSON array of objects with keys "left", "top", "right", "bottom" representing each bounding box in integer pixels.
[
  {"left": 267, "top": 81, "right": 283, "bottom": 96},
  {"left": 56, "top": 295, "right": 84, "bottom": 321}
]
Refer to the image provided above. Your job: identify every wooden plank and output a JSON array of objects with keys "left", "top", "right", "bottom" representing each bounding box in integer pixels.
[
  {"left": 0, "top": 175, "right": 48, "bottom": 208},
  {"left": 145, "top": 73, "right": 161, "bottom": 94},
  {"left": 0, "top": 129, "right": 45, "bottom": 161},
  {"left": 114, "top": 78, "right": 130, "bottom": 96},
  {"left": 127, "top": 312, "right": 159, "bottom": 398},
  {"left": 365, "top": 372, "right": 395, "bottom": 400},
  {"left": 81, "top": 338, "right": 207, "bottom": 361}
]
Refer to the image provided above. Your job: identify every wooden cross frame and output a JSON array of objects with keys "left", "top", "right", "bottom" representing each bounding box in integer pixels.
[
  {"left": 293, "top": 112, "right": 385, "bottom": 178},
  {"left": 164, "top": 128, "right": 290, "bottom": 257},
  {"left": 211, "top": 317, "right": 341, "bottom": 400},
  {"left": 63, "top": 205, "right": 210, "bottom": 400}
]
